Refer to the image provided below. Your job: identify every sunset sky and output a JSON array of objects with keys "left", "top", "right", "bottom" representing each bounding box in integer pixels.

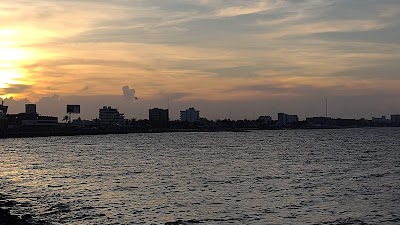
[{"left": 1, "top": 0, "right": 400, "bottom": 120}]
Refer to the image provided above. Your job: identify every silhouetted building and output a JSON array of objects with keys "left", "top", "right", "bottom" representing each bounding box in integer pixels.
[
  {"left": 258, "top": 116, "right": 272, "bottom": 123},
  {"left": 0, "top": 101, "right": 8, "bottom": 129},
  {"left": 335, "top": 118, "right": 360, "bottom": 127},
  {"left": 149, "top": 108, "right": 169, "bottom": 128},
  {"left": 180, "top": 107, "right": 200, "bottom": 123},
  {"left": 71, "top": 118, "right": 96, "bottom": 128},
  {"left": 149, "top": 108, "right": 169, "bottom": 122},
  {"left": 25, "top": 104, "right": 37, "bottom": 114},
  {"left": 372, "top": 116, "right": 387, "bottom": 124},
  {"left": 0, "top": 101, "right": 8, "bottom": 119},
  {"left": 7, "top": 113, "right": 59, "bottom": 129},
  {"left": 306, "top": 117, "right": 333, "bottom": 126},
  {"left": 278, "top": 113, "right": 298, "bottom": 126},
  {"left": 4, "top": 103, "right": 58, "bottom": 129},
  {"left": 391, "top": 114, "right": 400, "bottom": 124},
  {"left": 99, "top": 106, "right": 125, "bottom": 126}
]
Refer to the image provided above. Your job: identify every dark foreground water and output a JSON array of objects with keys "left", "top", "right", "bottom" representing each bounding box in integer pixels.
[{"left": 0, "top": 128, "right": 399, "bottom": 225}]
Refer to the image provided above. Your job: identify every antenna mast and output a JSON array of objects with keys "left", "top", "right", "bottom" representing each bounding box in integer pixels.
[{"left": 325, "top": 97, "right": 328, "bottom": 118}]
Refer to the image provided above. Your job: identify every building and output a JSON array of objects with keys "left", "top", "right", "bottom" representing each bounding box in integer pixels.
[
  {"left": 180, "top": 107, "right": 200, "bottom": 123},
  {"left": 71, "top": 118, "right": 96, "bottom": 128},
  {"left": 258, "top": 116, "right": 272, "bottom": 123},
  {"left": 7, "top": 113, "right": 59, "bottom": 128},
  {"left": 149, "top": 108, "right": 169, "bottom": 122},
  {"left": 21, "top": 115, "right": 59, "bottom": 127},
  {"left": 0, "top": 101, "right": 9, "bottom": 129},
  {"left": 149, "top": 108, "right": 169, "bottom": 128},
  {"left": 99, "top": 106, "right": 125, "bottom": 126},
  {"left": 306, "top": 117, "right": 333, "bottom": 126},
  {"left": 0, "top": 101, "right": 8, "bottom": 120},
  {"left": 391, "top": 114, "right": 400, "bottom": 124},
  {"left": 278, "top": 113, "right": 298, "bottom": 126},
  {"left": 3, "top": 103, "right": 59, "bottom": 129},
  {"left": 25, "top": 104, "right": 37, "bottom": 114},
  {"left": 372, "top": 116, "right": 387, "bottom": 124}
]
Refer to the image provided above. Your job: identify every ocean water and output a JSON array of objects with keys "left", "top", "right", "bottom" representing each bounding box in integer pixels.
[{"left": 0, "top": 128, "right": 399, "bottom": 225}]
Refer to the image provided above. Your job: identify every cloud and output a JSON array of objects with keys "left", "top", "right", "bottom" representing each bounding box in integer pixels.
[
  {"left": 0, "top": 84, "right": 32, "bottom": 95},
  {"left": 2, "top": 0, "right": 399, "bottom": 119},
  {"left": 215, "top": 1, "right": 283, "bottom": 17},
  {"left": 36, "top": 95, "right": 66, "bottom": 116},
  {"left": 2, "top": 97, "right": 31, "bottom": 114},
  {"left": 122, "top": 86, "right": 137, "bottom": 101}
]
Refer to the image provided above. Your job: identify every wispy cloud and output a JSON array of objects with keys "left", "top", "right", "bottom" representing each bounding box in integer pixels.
[{"left": 215, "top": 1, "right": 284, "bottom": 17}]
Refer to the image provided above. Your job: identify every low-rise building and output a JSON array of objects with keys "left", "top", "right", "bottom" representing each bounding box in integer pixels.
[
  {"left": 391, "top": 114, "right": 400, "bottom": 124},
  {"left": 71, "top": 118, "right": 97, "bottom": 128},
  {"left": 0, "top": 101, "right": 8, "bottom": 120},
  {"left": 306, "top": 117, "right": 334, "bottom": 126},
  {"left": 278, "top": 113, "right": 298, "bottom": 126},
  {"left": 0, "top": 101, "right": 9, "bottom": 129},
  {"left": 372, "top": 116, "right": 387, "bottom": 124},
  {"left": 258, "top": 116, "right": 272, "bottom": 123},
  {"left": 7, "top": 113, "right": 59, "bottom": 129},
  {"left": 6, "top": 104, "right": 59, "bottom": 129}
]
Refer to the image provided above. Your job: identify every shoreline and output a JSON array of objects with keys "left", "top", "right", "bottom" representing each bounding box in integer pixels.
[{"left": 0, "top": 126, "right": 398, "bottom": 139}]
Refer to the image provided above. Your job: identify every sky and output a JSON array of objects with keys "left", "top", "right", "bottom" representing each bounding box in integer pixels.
[{"left": 1, "top": 0, "right": 400, "bottom": 120}]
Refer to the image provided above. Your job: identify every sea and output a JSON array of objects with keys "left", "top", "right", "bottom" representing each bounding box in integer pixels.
[{"left": 0, "top": 128, "right": 399, "bottom": 225}]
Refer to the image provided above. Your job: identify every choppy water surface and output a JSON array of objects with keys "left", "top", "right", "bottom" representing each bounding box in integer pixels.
[{"left": 0, "top": 128, "right": 399, "bottom": 225}]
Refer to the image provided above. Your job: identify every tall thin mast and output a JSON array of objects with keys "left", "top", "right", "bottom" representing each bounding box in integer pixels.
[{"left": 325, "top": 97, "right": 328, "bottom": 118}]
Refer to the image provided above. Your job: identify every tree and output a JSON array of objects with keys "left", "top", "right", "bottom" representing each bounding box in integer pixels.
[{"left": 62, "top": 115, "right": 70, "bottom": 123}]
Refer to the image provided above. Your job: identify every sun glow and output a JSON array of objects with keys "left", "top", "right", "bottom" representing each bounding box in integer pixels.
[
  {"left": 0, "top": 47, "right": 29, "bottom": 98},
  {"left": 0, "top": 47, "right": 30, "bottom": 62},
  {"left": 0, "top": 70, "right": 22, "bottom": 88},
  {"left": 0, "top": 69, "right": 24, "bottom": 99},
  {"left": 0, "top": 29, "right": 33, "bottom": 98}
]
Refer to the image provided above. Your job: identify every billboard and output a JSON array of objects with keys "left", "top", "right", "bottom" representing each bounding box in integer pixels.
[{"left": 67, "top": 105, "right": 81, "bottom": 114}]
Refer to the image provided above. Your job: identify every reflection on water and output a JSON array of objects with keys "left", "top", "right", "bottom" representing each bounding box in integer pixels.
[{"left": 0, "top": 128, "right": 399, "bottom": 225}]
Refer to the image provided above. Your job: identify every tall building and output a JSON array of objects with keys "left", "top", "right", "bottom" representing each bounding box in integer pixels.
[
  {"left": 149, "top": 108, "right": 169, "bottom": 122},
  {"left": 149, "top": 108, "right": 169, "bottom": 128},
  {"left": 99, "top": 106, "right": 125, "bottom": 126},
  {"left": 278, "top": 113, "right": 298, "bottom": 126},
  {"left": 180, "top": 107, "right": 200, "bottom": 123}
]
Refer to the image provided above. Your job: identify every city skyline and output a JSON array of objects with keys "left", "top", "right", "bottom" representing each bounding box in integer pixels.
[
  {"left": 1, "top": 0, "right": 400, "bottom": 119},
  {"left": 2, "top": 97, "right": 400, "bottom": 122}
]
